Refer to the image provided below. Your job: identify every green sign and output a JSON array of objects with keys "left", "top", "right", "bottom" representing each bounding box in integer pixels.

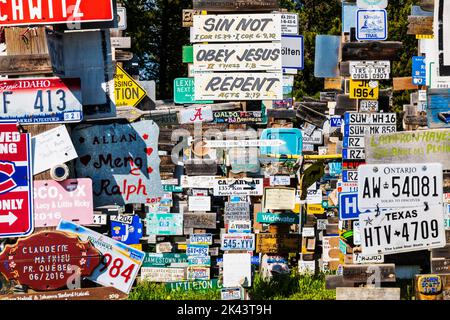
[
  {"left": 182, "top": 46, "right": 193, "bottom": 63},
  {"left": 173, "top": 78, "right": 213, "bottom": 104},
  {"left": 166, "top": 279, "right": 222, "bottom": 291},
  {"left": 146, "top": 213, "right": 183, "bottom": 235},
  {"left": 256, "top": 212, "right": 300, "bottom": 224},
  {"left": 163, "top": 185, "right": 183, "bottom": 193},
  {"left": 143, "top": 253, "right": 188, "bottom": 267}
]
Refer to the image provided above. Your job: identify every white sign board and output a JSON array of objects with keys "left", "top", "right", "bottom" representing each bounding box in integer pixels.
[
  {"left": 281, "top": 13, "right": 299, "bottom": 35},
  {"left": 213, "top": 178, "right": 263, "bottom": 196},
  {"left": 178, "top": 106, "right": 213, "bottom": 124},
  {"left": 141, "top": 267, "right": 186, "bottom": 282},
  {"left": 32, "top": 125, "right": 78, "bottom": 174},
  {"left": 359, "top": 205, "right": 446, "bottom": 255},
  {"left": 350, "top": 61, "right": 390, "bottom": 80},
  {"left": 180, "top": 175, "right": 219, "bottom": 188},
  {"left": 188, "top": 196, "right": 211, "bottom": 211},
  {"left": 221, "top": 233, "right": 255, "bottom": 251},
  {"left": 223, "top": 253, "right": 252, "bottom": 287},
  {"left": 356, "top": 9, "right": 388, "bottom": 41},
  {"left": 193, "top": 43, "right": 282, "bottom": 72},
  {"left": 117, "top": 7, "right": 127, "bottom": 30},
  {"left": 194, "top": 72, "right": 283, "bottom": 101},
  {"left": 282, "top": 35, "right": 304, "bottom": 70},
  {"left": 192, "top": 14, "right": 282, "bottom": 43},
  {"left": 301, "top": 129, "right": 323, "bottom": 145},
  {"left": 358, "top": 163, "right": 443, "bottom": 210},
  {"left": 353, "top": 252, "right": 384, "bottom": 264}
]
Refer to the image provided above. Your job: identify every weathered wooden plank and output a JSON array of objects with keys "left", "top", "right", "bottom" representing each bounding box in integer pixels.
[
  {"left": 0, "top": 287, "right": 128, "bottom": 300},
  {"left": 342, "top": 264, "right": 396, "bottom": 283},
  {"left": 193, "top": 0, "right": 279, "bottom": 11},
  {"left": 336, "top": 287, "right": 400, "bottom": 300},
  {"left": 420, "top": 0, "right": 434, "bottom": 12},
  {"left": 296, "top": 105, "right": 328, "bottom": 128},
  {"left": 5, "top": 27, "right": 49, "bottom": 55},
  {"left": 432, "top": 259, "right": 450, "bottom": 274},
  {"left": 407, "top": 16, "right": 434, "bottom": 35},
  {"left": 266, "top": 109, "right": 296, "bottom": 119},
  {"left": 393, "top": 77, "right": 419, "bottom": 91},
  {"left": 403, "top": 115, "right": 428, "bottom": 126},
  {"left": 0, "top": 54, "right": 52, "bottom": 75},
  {"left": 341, "top": 42, "right": 403, "bottom": 61}
]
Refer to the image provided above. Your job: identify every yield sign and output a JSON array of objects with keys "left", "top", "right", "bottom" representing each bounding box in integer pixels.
[
  {"left": 0, "top": 121, "right": 33, "bottom": 238},
  {"left": 114, "top": 65, "right": 147, "bottom": 107}
]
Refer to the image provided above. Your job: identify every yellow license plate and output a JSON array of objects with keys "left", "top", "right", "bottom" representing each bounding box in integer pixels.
[{"left": 349, "top": 80, "right": 379, "bottom": 99}]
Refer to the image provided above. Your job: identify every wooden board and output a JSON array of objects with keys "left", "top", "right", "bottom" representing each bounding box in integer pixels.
[
  {"left": 193, "top": 0, "right": 279, "bottom": 11},
  {"left": 407, "top": 16, "right": 434, "bottom": 35},
  {"left": 420, "top": 0, "right": 434, "bottom": 12},
  {"left": 5, "top": 27, "right": 49, "bottom": 55},
  {"left": 341, "top": 42, "right": 403, "bottom": 61},
  {"left": 336, "top": 287, "right": 400, "bottom": 300},
  {"left": 342, "top": 264, "right": 396, "bottom": 283},
  {"left": 431, "top": 260, "right": 450, "bottom": 274},
  {"left": 393, "top": 77, "right": 419, "bottom": 91},
  {"left": 0, "top": 287, "right": 128, "bottom": 300},
  {"left": 0, "top": 54, "right": 52, "bottom": 75},
  {"left": 256, "top": 233, "right": 301, "bottom": 254}
]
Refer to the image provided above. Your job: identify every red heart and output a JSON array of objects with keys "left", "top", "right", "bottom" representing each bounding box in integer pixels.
[
  {"left": 142, "top": 134, "right": 149, "bottom": 140},
  {"left": 145, "top": 147, "right": 153, "bottom": 156},
  {"left": 147, "top": 166, "right": 153, "bottom": 174}
]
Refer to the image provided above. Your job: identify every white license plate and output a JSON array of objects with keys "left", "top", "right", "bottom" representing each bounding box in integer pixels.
[
  {"left": 358, "top": 163, "right": 443, "bottom": 209},
  {"left": 221, "top": 234, "right": 255, "bottom": 251},
  {"left": 350, "top": 61, "right": 390, "bottom": 80},
  {"left": 359, "top": 205, "right": 446, "bottom": 255},
  {"left": 360, "top": 100, "right": 379, "bottom": 112}
]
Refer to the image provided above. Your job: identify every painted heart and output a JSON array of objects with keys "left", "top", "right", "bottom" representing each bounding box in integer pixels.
[
  {"left": 79, "top": 155, "right": 91, "bottom": 166},
  {"left": 142, "top": 134, "right": 149, "bottom": 140},
  {"left": 145, "top": 147, "right": 153, "bottom": 156},
  {"left": 147, "top": 166, "right": 153, "bottom": 174}
]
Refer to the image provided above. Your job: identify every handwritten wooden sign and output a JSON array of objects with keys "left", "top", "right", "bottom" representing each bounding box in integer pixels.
[
  {"left": 193, "top": 0, "right": 279, "bottom": 11},
  {"left": 256, "top": 233, "right": 301, "bottom": 254},
  {"left": 192, "top": 14, "right": 282, "bottom": 43},
  {"left": 194, "top": 72, "right": 283, "bottom": 101},
  {"left": 262, "top": 187, "right": 296, "bottom": 210},
  {"left": 0, "top": 287, "right": 128, "bottom": 300},
  {"left": 365, "top": 129, "right": 450, "bottom": 170},
  {"left": 0, "top": 231, "right": 101, "bottom": 291},
  {"left": 71, "top": 120, "right": 163, "bottom": 207},
  {"left": 183, "top": 212, "right": 217, "bottom": 229}
]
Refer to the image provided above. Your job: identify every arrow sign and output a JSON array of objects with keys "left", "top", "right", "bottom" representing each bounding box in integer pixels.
[
  {"left": 204, "top": 140, "right": 286, "bottom": 148},
  {"left": 0, "top": 212, "right": 18, "bottom": 226}
]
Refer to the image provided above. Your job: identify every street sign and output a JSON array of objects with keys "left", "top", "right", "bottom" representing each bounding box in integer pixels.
[
  {"left": 191, "top": 14, "right": 282, "bottom": 43},
  {"left": 213, "top": 178, "right": 263, "bottom": 196},
  {"left": 221, "top": 233, "right": 255, "bottom": 251},
  {"left": 0, "top": 122, "right": 33, "bottom": 238},
  {"left": 356, "top": 9, "right": 388, "bottom": 41},
  {"left": 57, "top": 220, "right": 145, "bottom": 294},
  {"left": 357, "top": 0, "right": 388, "bottom": 9},
  {"left": 0, "top": 0, "right": 114, "bottom": 26},
  {"left": 143, "top": 253, "right": 188, "bottom": 267},
  {"left": 256, "top": 212, "right": 300, "bottom": 224},
  {"left": 174, "top": 78, "right": 213, "bottom": 104},
  {"left": 114, "top": 65, "right": 147, "bottom": 107},
  {"left": 349, "top": 80, "right": 379, "bottom": 99},
  {"left": 344, "top": 112, "right": 396, "bottom": 125},
  {"left": 0, "top": 78, "right": 82, "bottom": 124},
  {"left": 282, "top": 35, "right": 304, "bottom": 70},
  {"left": 412, "top": 56, "right": 426, "bottom": 85},
  {"left": 0, "top": 231, "right": 101, "bottom": 291},
  {"left": 349, "top": 61, "right": 390, "bottom": 80},
  {"left": 359, "top": 205, "right": 446, "bottom": 255},
  {"left": 358, "top": 163, "right": 443, "bottom": 209},
  {"left": 111, "top": 37, "right": 131, "bottom": 49},
  {"left": 339, "top": 192, "right": 362, "bottom": 220},
  {"left": 193, "top": 43, "right": 282, "bottom": 72},
  {"left": 330, "top": 116, "right": 343, "bottom": 127}
]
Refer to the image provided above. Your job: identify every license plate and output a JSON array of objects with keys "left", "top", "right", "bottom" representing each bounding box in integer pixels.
[
  {"left": 359, "top": 205, "right": 446, "bottom": 255},
  {"left": 344, "top": 124, "right": 397, "bottom": 136},
  {"left": 358, "top": 163, "right": 443, "bottom": 209},
  {"left": 360, "top": 100, "right": 379, "bottom": 112},
  {"left": 343, "top": 148, "right": 365, "bottom": 160},
  {"left": 57, "top": 220, "right": 145, "bottom": 294},
  {"left": 350, "top": 61, "right": 390, "bottom": 80},
  {"left": 343, "top": 136, "right": 365, "bottom": 148},
  {"left": 221, "top": 288, "right": 241, "bottom": 300},
  {"left": 353, "top": 252, "right": 384, "bottom": 264},
  {"left": 344, "top": 112, "right": 396, "bottom": 125},
  {"left": 221, "top": 234, "right": 255, "bottom": 251},
  {"left": 0, "top": 78, "right": 83, "bottom": 124},
  {"left": 110, "top": 214, "right": 134, "bottom": 224},
  {"left": 349, "top": 80, "right": 379, "bottom": 99}
]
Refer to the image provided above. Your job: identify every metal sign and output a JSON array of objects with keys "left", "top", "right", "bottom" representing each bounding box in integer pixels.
[
  {"left": 143, "top": 253, "right": 188, "bottom": 267},
  {"left": 191, "top": 14, "right": 282, "bottom": 43},
  {"left": 187, "top": 266, "right": 210, "bottom": 280},
  {"left": 187, "top": 244, "right": 209, "bottom": 256},
  {"left": 141, "top": 267, "right": 185, "bottom": 282},
  {"left": 256, "top": 212, "right": 300, "bottom": 224},
  {"left": 111, "top": 37, "right": 131, "bottom": 49},
  {"left": 114, "top": 65, "right": 147, "bottom": 108},
  {"left": 344, "top": 124, "right": 396, "bottom": 136},
  {"left": 412, "top": 56, "right": 427, "bottom": 85},
  {"left": 224, "top": 202, "right": 250, "bottom": 223},
  {"left": 117, "top": 7, "right": 127, "bottom": 30},
  {"left": 179, "top": 106, "right": 213, "bottom": 124},
  {"left": 356, "top": 9, "right": 388, "bottom": 41},
  {"left": 57, "top": 220, "right": 145, "bottom": 294},
  {"left": 350, "top": 61, "right": 390, "bottom": 80},
  {"left": 345, "top": 112, "right": 396, "bottom": 125},
  {"left": 359, "top": 205, "right": 446, "bottom": 255},
  {"left": 343, "top": 136, "right": 365, "bottom": 148},
  {"left": 190, "top": 233, "right": 213, "bottom": 245},
  {"left": 343, "top": 170, "right": 359, "bottom": 182},
  {"left": 281, "top": 13, "right": 299, "bottom": 35},
  {"left": 213, "top": 178, "right": 263, "bottom": 196},
  {"left": 0, "top": 123, "right": 33, "bottom": 238},
  {"left": 174, "top": 78, "right": 212, "bottom": 104},
  {"left": 166, "top": 279, "right": 222, "bottom": 291},
  {"left": 427, "top": 89, "right": 450, "bottom": 129},
  {"left": 339, "top": 192, "right": 363, "bottom": 220},
  {"left": 111, "top": 215, "right": 143, "bottom": 245},
  {"left": 358, "top": 163, "right": 443, "bottom": 210},
  {"left": 365, "top": 129, "right": 450, "bottom": 170},
  {"left": 357, "top": 0, "right": 387, "bottom": 9},
  {"left": 360, "top": 100, "right": 379, "bottom": 112},
  {"left": 221, "top": 233, "right": 255, "bottom": 251},
  {"left": 146, "top": 213, "right": 183, "bottom": 235},
  {"left": 0, "top": 78, "right": 82, "bottom": 124},
  {"left": 349, "top": 80, "right": 379, "bottom": 99},
  {"left": 330, "top": 117, "right": 343, "bottom": 127},
  {"left": 0, "top": 231, "right": 100, "bottom": 291},
  {"left": 213, "top": 110, "right": 264, "bottom": 124},
  {"left": 183, "top": 212, "right": 217, "bottom": 229},
  {"left": 0, "top": 0, "right": 114, "bottom": 26},
  {"left": 193, "top": 43, "right": 282, "bottom": 72},
  {"left": 282, "top": 35, "right": 304, "bottom": 70},
  {"left": 33, "top": 179, "right": 93, "bottom": 228},
  {"left": 343, "top": 148, "right": 365, "bottom": 160},
  {"left": 194, "top": 72, "right": 283, "bottom": 101},
  {"left": 228, "top": 220, "right": 252, "bottom": 233},
  {"left": 353, "top": 252, "right": 384, "bottom": 264},
  {"left": 72, "top": 120, "right": 163, "bottom": 207},
  {"left": 221, "top": 287, "right": 241, "bottom": 300}
]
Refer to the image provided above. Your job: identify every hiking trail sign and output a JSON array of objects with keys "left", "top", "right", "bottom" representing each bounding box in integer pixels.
[
  {"left": 0, "top": 122, "right": 33, "bottom": 238},
  {"left": 114, "top": 65, "right": 147, "bottom": 108}
]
